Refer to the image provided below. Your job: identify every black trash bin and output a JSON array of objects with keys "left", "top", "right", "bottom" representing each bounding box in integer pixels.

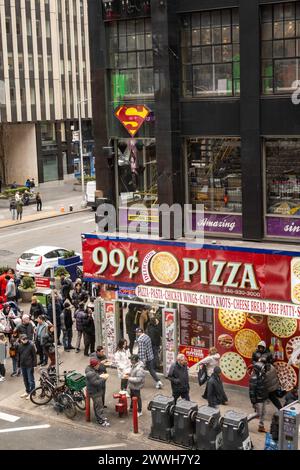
[
  {"left": 195, "top": 405, "right": 223, "bottom": 450},
  {"left": 172, "top": 399, "right": 198, "bottom": 449},
  {"left": 221, "top": 410, "right": 252, "bottom": 450},
  {"left": 148, "top": 395, "right": 174, "bottom": 443}
]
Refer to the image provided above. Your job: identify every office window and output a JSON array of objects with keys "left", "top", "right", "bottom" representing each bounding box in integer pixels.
[
  {"left": 47, "top": 55, "right": 53, "bottom": 72},
  {"left": 28, "top": 54, "right": 34, "bottom": 71},
  {"left": 6, "top": 18, "right": 11, "bottom": 35},
  {"left": 181, "top": 9, "right": 240, "bottom": 97},
  {"left": 30, "top": 87, "right": 36, "bottom": 105},
  {"left": 107, "top": 18, "right": 154, "bottom": 100},
  {"left": 261, "top": 2, "right": 300, "bottom": 94},
  {"left": 8, "top": 53, "right": 14, "bottom": 71}
]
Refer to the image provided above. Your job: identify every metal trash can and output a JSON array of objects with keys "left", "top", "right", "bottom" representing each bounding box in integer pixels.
[
  {"left": 148, "top": 395, "right": 174, "bottom": 443},
  {"left": 172, "top": 399, "right": 198, "bottom": 449},
  {"left": 220, "top": 410, "right": 252, "bottom": 450},
  {"left": 195, "top": 405, "right": 223, "bottom": 450}
]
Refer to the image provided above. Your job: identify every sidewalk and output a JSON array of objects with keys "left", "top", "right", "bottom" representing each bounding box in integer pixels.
[
  {"left": 0, "top": 340, "right": 273, "bottom": 450},
  {"left": 0, "top": 180, "right": 89, "bottom": 227}
]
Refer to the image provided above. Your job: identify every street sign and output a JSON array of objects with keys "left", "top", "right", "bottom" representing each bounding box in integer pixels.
[
  {"left": 72, "top": 130, "right": 80, "bottom": 142},
  {"left": 35, "top": 277, "right": 51, "bottom": 289}
]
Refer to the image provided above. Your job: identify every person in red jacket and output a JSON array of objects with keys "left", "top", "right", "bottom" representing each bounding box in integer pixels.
[{"left": 0, "top": 269, "right": 14, "bottom": 299}]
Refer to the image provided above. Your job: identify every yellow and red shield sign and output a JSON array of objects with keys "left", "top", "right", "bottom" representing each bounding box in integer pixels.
[{"left": 115, "top": 105, "right": 150, "bottom": 137}]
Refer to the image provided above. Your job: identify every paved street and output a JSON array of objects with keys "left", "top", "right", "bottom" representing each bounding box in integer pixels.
[{"left": 0, "top": 210, "right": 96, "bottom": 268}]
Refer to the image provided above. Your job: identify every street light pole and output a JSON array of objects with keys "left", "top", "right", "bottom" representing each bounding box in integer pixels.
[
  {"left": 77, "top": 99, "right": 89, "bottom": 208},
  {"left": 50, "top": 268, "right": 59, "bottom": 384}
]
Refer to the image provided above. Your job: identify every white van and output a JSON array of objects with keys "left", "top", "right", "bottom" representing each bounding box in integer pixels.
[{"left": 86, "top": 181, "right": 96, "bottom": 210}]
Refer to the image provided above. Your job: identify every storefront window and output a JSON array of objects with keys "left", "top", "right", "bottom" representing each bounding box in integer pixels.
[
  {"left": 181, "top": 9, "right": 240, "bottom": 97},
  {"left": 266, "top": 138, "right": 300, "bottom": 217},
  {"left": 187, "top": 137, "right": 242, "bottom": 213},
  {"left": 261, "top": 2, "right": 300, "bottom": 94},
  {"left": 43, "top": 155, "right": 58, "bottom": 182},
  {"left": 107, "top": 18, "right": 154, "bottom": 101},
  {"left": 117, "top": 138, "right": 157, "bottom": 208}
]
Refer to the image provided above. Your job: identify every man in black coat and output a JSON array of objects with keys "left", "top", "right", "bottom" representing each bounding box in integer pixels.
[
  {"left": 60, "top": 300, "right": 74, "bottom": 351},
  {"left": 47, "top": 297, "right": 62, "bottom": 345},
  {"left": 18, "top": 334, "right": 37, "bottom": 398},
  {"left": 252, "top": 341, "right": 273, "bottom": 364},
  {"left": 146, "top": 317, "right": 161, "bottom": 370},
  {"left": 168, "top": 353, "right": 190, "bottom": 403},
  {"left": 15, "top": 314, "right": 34, "bottom": 340},
  {"left": 207, "top": 366, "right": 228, "bottom": 409},
  {"left": 249, "top": 362, "right": 269, "bottom": 432},
  {"left": 85, "top": 358, "right": 110, "bottom": 427},
  {"left": 60, "top": 275, "right": 73, "bottom": 302},
  {"left": 82, "top": 308, "right": 95, "bottom": 356}
]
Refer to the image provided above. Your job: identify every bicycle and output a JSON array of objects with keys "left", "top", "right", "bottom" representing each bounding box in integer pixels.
[{"left": 30, "top": 369, "right": 77, "bottom": 419}]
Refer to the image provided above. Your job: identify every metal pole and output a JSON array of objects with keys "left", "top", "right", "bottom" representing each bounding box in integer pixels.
[
  {"left": 50, "top": 268, "right": 59, "bottom": 384},
  {"left": 78, "top": 101, "right": 86, "bottom": 208}
]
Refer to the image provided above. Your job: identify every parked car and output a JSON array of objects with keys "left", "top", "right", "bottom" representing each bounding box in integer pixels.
[{"left": 16, "top": 246, "right": 82, "bottom": 278}]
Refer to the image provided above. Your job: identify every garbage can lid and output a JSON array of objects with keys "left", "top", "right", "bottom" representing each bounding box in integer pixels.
[
  {"left": 196, "top": 405, "right": 221, "bottom": 420},
  {"left": 223, "top": 410, "right": 248, "bottom": 425},
  {"left": 149, "top": 395, "right": 174, "bottom": 410},
  {"left": 174, "top": 399, "right": 198, "bottom": 414}
]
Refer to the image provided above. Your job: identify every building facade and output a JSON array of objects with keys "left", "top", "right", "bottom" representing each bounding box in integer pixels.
[
  {"left": 0, "top": 0, "right": 92, "bottom": 185},
  {"left": 86, "top": 0, "right": 300, "bottom": 388}
]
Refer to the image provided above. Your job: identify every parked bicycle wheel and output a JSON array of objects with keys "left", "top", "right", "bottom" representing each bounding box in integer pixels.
[
  {"left": 72, "top": 390, "right": 86, "bottom": 410},
  {"left": 57, "top": 392, "right": 77, "bottom": 419},
  {"left": 30, "top": 387, "right": 52, "bottom": 405}
]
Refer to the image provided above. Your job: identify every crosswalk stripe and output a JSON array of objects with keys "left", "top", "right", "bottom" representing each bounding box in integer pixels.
[
  {"left": 0, "top": 424, "right": 50, "bottom": 433},
  {"left": 0, "top": 412, "right": 20, "bottom": 423}
]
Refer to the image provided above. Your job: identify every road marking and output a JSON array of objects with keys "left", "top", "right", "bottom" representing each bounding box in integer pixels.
[
  {"left": 0, "top": 412, "right": 20, "bottom": 423},
  {"left": 0, "top": 424, "right": 50, "bottom": 433},
  {"left": 0, "top": 216, "right": 94, "bottom": 240},
  {"left": 64, "top": 443, "right": 127, "bottom": 451}
]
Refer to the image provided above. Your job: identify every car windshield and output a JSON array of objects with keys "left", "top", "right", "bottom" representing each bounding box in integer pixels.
[{"left": 20, "top": 253, "right": 40, "bottom": 260}]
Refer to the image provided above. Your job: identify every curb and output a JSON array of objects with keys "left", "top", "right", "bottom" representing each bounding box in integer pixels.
[
  {"left": 0, "top": 403, "right": 171, "bottom": 450},
  {"left": 0, "top": 207, "right": 90, "bottom": 230}
]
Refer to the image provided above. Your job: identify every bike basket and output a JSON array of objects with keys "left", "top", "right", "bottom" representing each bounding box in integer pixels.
[{"left": 65, "top": 372, "right": 86, "bottom": 391}]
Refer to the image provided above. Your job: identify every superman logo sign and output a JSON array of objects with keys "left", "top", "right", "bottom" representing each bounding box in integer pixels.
[{"left": 115, "top": 105, "right": 150, "bottom": 137}]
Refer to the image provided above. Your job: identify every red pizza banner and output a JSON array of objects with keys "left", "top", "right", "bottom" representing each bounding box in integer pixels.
[
  {"left": 82, "top": 235, "right": 299, "bottom": 304},
  {"left": 179, "top": 346, "right": 209, "bottom": 369},
  {"left": 115, "top": 105, "right": 150, "bottom": 137}
]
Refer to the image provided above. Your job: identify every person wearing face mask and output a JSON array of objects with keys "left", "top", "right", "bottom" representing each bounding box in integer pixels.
[{"left": 18, "top": 334, "right": 37, "bottom": 399}]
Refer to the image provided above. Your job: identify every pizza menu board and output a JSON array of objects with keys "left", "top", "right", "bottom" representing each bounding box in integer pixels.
[
  {"left": 179, "top": 305, "right": 214, "bottom": 349},
  {"left": 103, "top": 302, "right": 117, "bottom": 362},
  {"left": 216, "top": 309, "right": 300, "bottom": 390}
]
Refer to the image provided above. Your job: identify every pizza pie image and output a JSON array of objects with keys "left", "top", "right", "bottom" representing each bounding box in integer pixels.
[
  {"left": 234, "top": 329, "right": 261, "bottom": 359},
  {"left": 246, "top": 314, "right": 264, "bottom": 325},
  {"left": 292, "top": 284, "right": 300, "bottom": 303},
  {"left": 150, "top": 252, "right": 180, "bottom": 285},
  {"left": 292, "top": 260, "right": 300, "bottom": 280},
  {"left": 267, "top": 316, "right": 297, "bottom": 338},
  {"left": 286, "top": 336, "right": 300, "bottom": 367},
  {"left": 218, "top": 334, "right": 234, "bottom": 349},
  {"left": 274, "top": 361, "right": 297, "bottom": 392},
  {"left": 220, "top": 352, "right": 247, "bottom": 382},
  {"left": 218, "top": 309, "right": 246, "bottom": 332}
]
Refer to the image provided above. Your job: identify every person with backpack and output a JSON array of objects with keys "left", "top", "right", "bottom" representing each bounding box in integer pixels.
[
  {"left": 167, "top": 353, "right": 190, "bottom": 404},
  {"left": 249, "top": 361, "right": 269, "bottom": 432}
]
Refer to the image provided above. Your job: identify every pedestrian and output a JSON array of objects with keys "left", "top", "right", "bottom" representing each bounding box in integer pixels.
[
  {"left": 5, "top": 275, "right": 16, "bottom": 303},
  {"left": 90, "top": 345, "right": 109, "bottom": 407},
  {"left": 146, "top": 317, "right": 161, "bottom": 371},
  {"left": 206, "top": 366, "right": 228, "bottom": 409},
  {"left": 114, "top": 338, "right": 131, "bottom": 394},
  {"left": 85, "top": 358, "right": 110, "bottom": 427},
  {"left": 252, "top": 340, "right": 273, "bottom": 364},
  {"left": 9, "top": 198, "right": 17, "bottom": 220},
  {"left": 167, "top": 353, "right": 190, "bottom": 403},
  {"left": 10, "top": 181, "right": 17, "bottom": 189},
  {"left": 125, "top": 304, "right": 137, "bottom": 355},
  {"left": 60, "top": 274, "right": 73, "bottom": 302},
  {"left": 72, "top": 282, "right": 88, "bottom": 309},
  {"left": 35, "top": 315, "right": 48, "bottom": 366},
  {"left": 36, "top": 192, "right": 42, "bottom": 211},
  {"left": 14, "top": 314, "right": 34, "bottom": 340},
  {"left": 30, "top": 296, "right": 45, "bottom": 324},
  {"left": 135, "top": 305, "right": 150, "bottom": 331},
  {"left": 22, "top": 190, "right": 30, "bottom": 206},
  {"left": 198, "top": 347, "right": 221, "bottom": 399},
  {"left": 261, "top": 359, "right": 282, "bottom": 410},
  {"left": 61, "top": 300, "right": 74, "bottom": 352},
  {"left": 47, "top": 296, "right": 62, "bottom": 345},
  {"left": 9, "top": 331, "right": 20, "bottom": 376},
  {"left": 83, "top": 307, "right": 95, "bottom": 356},
  {"left": 74, "top": 302, "right": 86, "bottom": 353},
  {"left": 15, "top": 191, "right": 21, "bottom": 202},
  {"left": 18, "top": 334, "right": 37, "bottom": 398},
  {"left": 136, "top": 328, "right": 163, "bottom": 389},
  {"left": 125, "top": 354, "right": 145, "bottom": 417},
  {"left": 16, "top": 199, "right": 23, "bottom": 221},
  {"left": 43, "top": 324, "right": 55, "bottom": 370},
  {"left": 249, "top": 361, "right": 269, "bottom": 432},
  {"left": 0, "top": 333, "right": 8, "bottom": 382},
  {"left": 25, "top": 179, "right": 31, "bottom": 190}
]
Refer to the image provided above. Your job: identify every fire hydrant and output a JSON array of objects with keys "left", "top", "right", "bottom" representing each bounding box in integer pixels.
[{"left": 113, "top": 391, "right": 128, "bottom": 417}]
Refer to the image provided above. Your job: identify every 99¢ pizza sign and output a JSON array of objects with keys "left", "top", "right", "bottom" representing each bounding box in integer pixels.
[{"left": 82, "top": 235, "right": 296, "bottom": 303}]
